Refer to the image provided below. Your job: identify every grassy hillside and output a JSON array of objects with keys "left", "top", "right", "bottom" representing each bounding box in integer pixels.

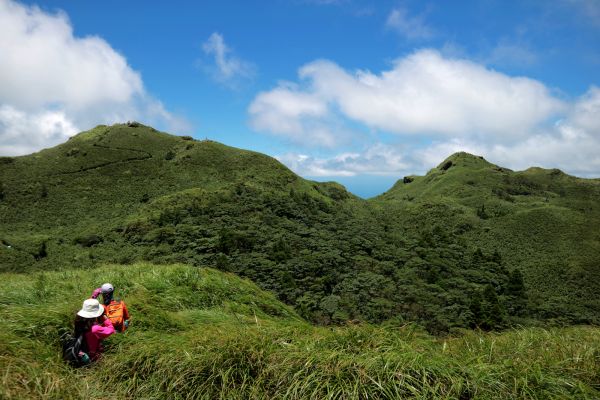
[
  {"left": 1, "top": 126, "right": 599, "bottom": 333},
  {"left": 375, "top": 152, "right": 600, "bottom": 326},
  {"left": 0, "top": 123, "right": 351, "bottom": 272},
  {"left": 1, "top": 263, "right": 598, "bottom": 399},
  {"left": 0, "top": 123, "right": 336, "bottom": 232}
]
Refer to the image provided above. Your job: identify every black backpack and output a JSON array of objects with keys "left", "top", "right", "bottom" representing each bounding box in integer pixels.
[{"left": 60, "top": 332, "right": 88, "bottom": 367}]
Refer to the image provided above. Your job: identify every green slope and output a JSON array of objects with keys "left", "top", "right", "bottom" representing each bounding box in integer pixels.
[
  {"left": 375, "top": 152, "right": 600, "bottom": 324},
  {"left": 0, "top": 123, "right": 337, "bottom": 230},
  {"left": 0, "top": 123, "right": 352, "bottom": 271},
  {"left": 1, "top": 127, "right": 598, "bottom": 333},
  {"left": 1, "top": 263, "right": 598, "bottom": 399}
]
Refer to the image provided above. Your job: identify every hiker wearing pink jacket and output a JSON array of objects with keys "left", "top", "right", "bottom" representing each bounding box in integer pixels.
[{"left": 75, "top": 298, "right": 115, "bottom": 361}]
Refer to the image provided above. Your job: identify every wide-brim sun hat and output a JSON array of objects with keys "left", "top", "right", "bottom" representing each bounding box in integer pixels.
[{"left": 77, "top": 298, "right": 104, "bottom": 318}]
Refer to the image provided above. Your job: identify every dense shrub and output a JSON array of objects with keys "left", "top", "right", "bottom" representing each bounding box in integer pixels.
[{"left": 73, "top": 234, "right": 103, "bottom": 247}]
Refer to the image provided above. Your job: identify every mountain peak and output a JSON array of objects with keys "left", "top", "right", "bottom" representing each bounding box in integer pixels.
[
  {"left": 69, "top": 122, "right": 162, "bottom": 141},
  {"left": 436, "top": 152, "right": 496, "bottom": 171}
]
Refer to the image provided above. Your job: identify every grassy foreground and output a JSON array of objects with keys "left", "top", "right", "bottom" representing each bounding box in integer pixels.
[{"left": 1, "top": 263, "right": 598, "bottom": 399}]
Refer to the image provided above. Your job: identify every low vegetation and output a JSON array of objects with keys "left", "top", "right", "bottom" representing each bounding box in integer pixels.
[{"left": 1, "top": 263, "right": 598, "bottom": 399}]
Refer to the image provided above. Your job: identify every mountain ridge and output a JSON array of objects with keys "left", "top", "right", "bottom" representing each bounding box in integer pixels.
[{"left": 5, "top": 124, "right": 600, "bottom": 197}]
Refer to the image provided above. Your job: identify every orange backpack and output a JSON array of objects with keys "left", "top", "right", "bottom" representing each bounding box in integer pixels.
[{"left": 105, "top": 301, "right": 126, "bottom": 332}]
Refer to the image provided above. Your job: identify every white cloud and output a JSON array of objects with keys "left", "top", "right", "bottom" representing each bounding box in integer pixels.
[
  {"left": 248, "top": 83, "right": 341, "bottom": 146},
  {"left": 202, "top": 32, "right": 255, "bottom": 88},
  {"left": 277, "top": 143, "right": 410, "bottom": 177},
  {"left": 249, "top": 49, "right": 566, "bottom": 146},
  {"left": 0, "top": 0, "right": 187, "bottom": 156},
  {"left": 385, "top": 7, "right": 433, "bottom": 40},
  {"left": 569, "top": 85, "right": 600, "bottom": 134},
  {"left": 0, "top": 105, "right": 78, "bottom": 156},
  {"left": 0, "top": 0, "right": 143, "bottom": 111},
  {"left": 277, "top": 153, "right": 356, "bottom": 177},
  {"left": 485, "top": 87, "right": 600, "bottom": 175}
]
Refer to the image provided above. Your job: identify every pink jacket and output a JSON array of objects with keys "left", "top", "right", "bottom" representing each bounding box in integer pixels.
[{"left": 85, "top": 318, "right": 115, "bottom": 360}]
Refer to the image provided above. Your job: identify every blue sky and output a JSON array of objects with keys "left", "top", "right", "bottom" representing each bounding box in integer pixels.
[{"left": 1, "top": 0, "right": 599, "bottom": 197}]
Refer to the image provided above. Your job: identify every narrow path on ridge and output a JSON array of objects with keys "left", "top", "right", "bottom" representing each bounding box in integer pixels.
[{"left": 49, "top": 143, "right": 153, "bottom": 176}]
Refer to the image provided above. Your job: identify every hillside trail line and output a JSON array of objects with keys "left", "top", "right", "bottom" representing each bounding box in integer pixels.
[{"left": 49, "top": 143, "right": 153, "bottom": 176}]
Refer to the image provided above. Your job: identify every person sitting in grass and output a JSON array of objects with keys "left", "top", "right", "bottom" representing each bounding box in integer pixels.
[
  {"left": 91, "top": 283, "right": 130, "bottom": 332},
  {"left": 75, "top": 298, "right": 115, "bottom": 362}
]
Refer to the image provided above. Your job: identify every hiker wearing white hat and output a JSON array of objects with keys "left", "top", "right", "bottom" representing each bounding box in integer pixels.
[
  {"left": 74, "top": 298, "right": 115, "bottom": 361},
  {"left": 77, "top": 298, "right": 105, "bottom": 318}
]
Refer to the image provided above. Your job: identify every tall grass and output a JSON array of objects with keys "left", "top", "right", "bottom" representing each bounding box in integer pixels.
[{"left": 1, "top": 263, "right": 598, "bottom": 399}]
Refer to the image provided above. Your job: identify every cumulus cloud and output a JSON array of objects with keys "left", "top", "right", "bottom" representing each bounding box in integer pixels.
[
  {"left": 0, "top": 1, "right": 142, "bottom": 111},
  {"left": 385, "top": 7, "right": 433, "bottom": 40},
  {"left": 569, "top": 86, "right": 600, "bottom": 134},
  {"left": 0, "top": 105, "right": 78, "bottom": 156},
  {"left": 248, "top": 83, "right": 342, "bottom": 147},
  {"left": 249, "top": 49, "right": 565, "bottom": 145},
  {"left": 0, "top": 0, "right": 187, "bottom": 156},
  {"left": 202, "top": 32, "right": 255, "bottom": 88},
  {"left": 487, "top": 86, "right": 600, "bottom": 175},
  {"left": 251, "top": 51, "right": 599, "bottom": 179}
]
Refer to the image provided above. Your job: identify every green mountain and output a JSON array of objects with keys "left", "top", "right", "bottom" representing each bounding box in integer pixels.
[
  {"left": 2, "top": 263, "right": 598, "bottom": 399},
  {"left": 376, "top": 152, "right": 600, "bottom": 324},
  {"left": 1, "top": 124, "right": 599, "bottom": 333},
  {"left": 0, "top": 123, "right": 342, "bottom": 232},
  {"left": 0, "top": 122, "right": 351, "bottom": 269}
]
